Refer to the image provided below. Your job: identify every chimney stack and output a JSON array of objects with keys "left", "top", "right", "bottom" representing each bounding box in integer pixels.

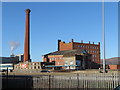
[
  {"left": 98, "top": 42, "right": 100, "bottom": 45},
  {"left": 71, "top": 39, "right": 74, "bottom": 42},
  {"left": 89, "top": 41, "right": 90, "bottom": 44},
  {"left": 58, "top": 40, "right": 61, "bottom": 51},
  {"left": 24, "top": 9, "right": 31, "bottom": 62},
  {"left": 81, "top": 40, "right": 83, "bottom": 43},
  {"left": 93, "top": 42, "right": 94, "bottom": 44}
]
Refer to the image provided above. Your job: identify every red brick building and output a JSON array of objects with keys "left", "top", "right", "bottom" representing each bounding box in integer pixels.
[
  {"left": 42, "top": 39, "right": 100, "bottom": 70},
  {"left": 43, "top": 49, "right": 100, "bottom": 70},
  {"left": 103, "top": 57, "right": 120, "bottom": 69},
  {"left": 58, "top": 39, "right": 100, "bottom": 64}
]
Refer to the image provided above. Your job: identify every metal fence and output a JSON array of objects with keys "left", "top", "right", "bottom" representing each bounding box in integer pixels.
[{"left": 2, "top": 73, "right": 120, "bottom": 89}]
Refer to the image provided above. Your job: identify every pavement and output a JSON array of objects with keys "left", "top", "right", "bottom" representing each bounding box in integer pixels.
[{"left": 1, "top": 69, "right": 120, "bottom": 76}]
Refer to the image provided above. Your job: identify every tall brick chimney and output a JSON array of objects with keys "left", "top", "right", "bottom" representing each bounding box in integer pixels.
[{"left": 24, "top": 9, "right": 31, "bottom": 62}]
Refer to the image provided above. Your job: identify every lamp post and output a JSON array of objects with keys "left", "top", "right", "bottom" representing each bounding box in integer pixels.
[
  {"left": 102, "top": 0, "right": 106, "bottom": 73},
  {"left": 82, "top": 55, "right": 85, "bottom": 70},
  {"left": 82, "top": 53, "right": 86, "bottom": 70}
]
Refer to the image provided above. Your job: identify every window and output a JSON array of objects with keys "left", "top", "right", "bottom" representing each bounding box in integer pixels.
[
  {"left": 59, "top": 57, "right": 62, "bottom": 60},
  {"left": 88, "top": 50, "right": 89, "bottom": 53},
  {"left": 60, "top": 62, "right": 62, "bottom": 65},
  {"left": 79, "top": 45, "right": 81, "bottom": 48},
  {"left": 65, "top": 61, "right": 68, "bottom": 65},
  {"left": 81, "top": 45, "right": 82, "bottom": 48},
  {"left": 88, "top": 46, "right": 90, "bottom": 48},
  {"left": 86, "top": 46, "right": 88, "bottom": 48},
  {"left": 95, "top": 55, "right": 96, "bottom": 57},
  {"left": 70, "top": 61, "right": 73, "bottom": 65}
]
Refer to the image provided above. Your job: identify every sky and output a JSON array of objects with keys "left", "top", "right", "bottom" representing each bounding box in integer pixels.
[{"left": 2, "top": 2, "right": 118, "bottom": 62}]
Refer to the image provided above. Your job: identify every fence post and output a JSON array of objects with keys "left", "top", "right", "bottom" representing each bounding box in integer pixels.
[
  {"left": 77, "top": 73, "right": 79, "bottom": 89},
  {"left": 6, "top": 67, "right": 8, "bottom": 89},
  {"left": 114, "top": 72, "right": 117, "bottom": 89},
  {"left": 49, "top": 75, "right": 51, "bottom": 90},
  {"left": 25, "top": 76, "right": 27, "bottom": 89}
]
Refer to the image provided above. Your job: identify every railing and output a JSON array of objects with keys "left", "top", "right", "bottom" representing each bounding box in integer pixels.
[{"left": 2, "top": 73, "right": 120, "bottom": 89}]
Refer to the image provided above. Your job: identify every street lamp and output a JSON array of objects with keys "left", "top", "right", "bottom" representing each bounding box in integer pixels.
[
  {"left": 82, "top": 50, "right": 87, "bottom": 70},
  {"left": 102, "top": 0, "right": 106, "bottom": 73}
]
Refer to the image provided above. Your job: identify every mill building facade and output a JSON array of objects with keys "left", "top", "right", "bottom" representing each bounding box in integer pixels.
[{"left": 43, "top": 39, "right": 100, "bottom": 70}]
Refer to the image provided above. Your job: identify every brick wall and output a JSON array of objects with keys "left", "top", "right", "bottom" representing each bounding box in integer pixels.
[
  {"left": 47, "top": 55, "right": 64, "bottom": 66},
  {"left": 109, "top": 65, "right": 120, "bottom": 69},
  {"left": 59, "top": 41, "right": 73, "bottom": 51}
]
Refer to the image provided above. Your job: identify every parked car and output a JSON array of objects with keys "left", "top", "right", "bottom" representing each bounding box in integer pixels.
[
  {"left": 114, "top": 85, "right": 120, "bottom": 90},
  {"left": 40, "top": 70, "right": 51, "bottom": 73}
]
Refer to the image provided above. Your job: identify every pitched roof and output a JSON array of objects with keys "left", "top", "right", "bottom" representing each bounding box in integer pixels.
[{"left": 43, "top": 49, "right": 88, "bottom": 56}]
